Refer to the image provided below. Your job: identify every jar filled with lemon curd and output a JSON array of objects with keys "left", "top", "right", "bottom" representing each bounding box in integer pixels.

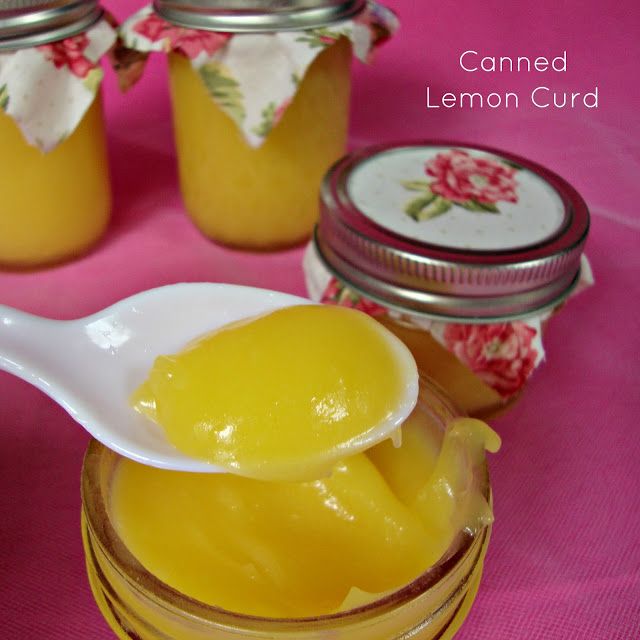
[
  {"left": 305, "top": 142, "right": 592, "bottom": 419},
  {"left": 0, "top": 1, "right": 114, "bottom": 268},
  {"left": 118, "top": 1, "right": 398, "bottom": 249},
  {"left": 81, "top": 374, "right": 499, "bottom": 640}
]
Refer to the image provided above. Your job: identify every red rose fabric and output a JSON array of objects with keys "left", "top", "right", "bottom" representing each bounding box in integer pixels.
[
  {"left": 444, "top": 322, "right": 538, "bottom": 397},
  {"left": 133, "top": 13, "right": 229, "bottom": 59},
  {"left": 426, "top": 150, "right": 519, "bottom": 205},
  {"left": 38, "top": 35, "right": 93, "bottom": 78},
  {"left": 321, "top": 279, "right": 387, "bottom": 317}
]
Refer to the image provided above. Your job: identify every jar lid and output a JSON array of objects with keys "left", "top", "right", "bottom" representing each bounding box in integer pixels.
[
  {"left": 153, "top": 0, "right": 367, "bottom": 32},
  {"left": 0, "top": 1, "right": 102, "bottom": 50},
  {"left": 314, "top": 142, "right": 590, "bottom": 322}
]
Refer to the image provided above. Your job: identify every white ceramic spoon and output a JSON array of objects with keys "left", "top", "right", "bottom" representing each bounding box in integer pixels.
[{"left": 0, "top": 283, "right": 418, "bottom": 473}]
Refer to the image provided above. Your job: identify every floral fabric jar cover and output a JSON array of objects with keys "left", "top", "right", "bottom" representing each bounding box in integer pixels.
[
  {"left": 0, "top": 19, "right": 116, "bottom": 151},
  {"left": 117, "top": 2, "right": 398, "bottom": 147},
  {"left": 306, "top": 143, "right": 593, "bottom": 402}
]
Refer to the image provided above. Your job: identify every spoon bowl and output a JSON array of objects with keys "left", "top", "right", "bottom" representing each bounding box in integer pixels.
[
  {"left": 0, "top": 283, "right": 419, "bottom": 474},
  {"left": 0, "top": 284, "right": 314, "bottom": 472}
]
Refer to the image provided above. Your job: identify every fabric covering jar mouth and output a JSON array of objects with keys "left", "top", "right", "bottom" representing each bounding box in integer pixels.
[
  {"left": 305, "top": 140, "right": 592, "bottom": 417},
  {"left": 0, "top": 5, "right": 114, "bottom": 269},
  {"left": 117, "top": 2, "right": 398, "bottom": 250},
  {"left": 81, "top": 376, "right": 493, "bottom": 640}
]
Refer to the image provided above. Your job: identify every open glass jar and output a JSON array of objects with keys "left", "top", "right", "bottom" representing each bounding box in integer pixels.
[
  {"left": 119, "top": 1, "right": 396, "bottom": 250},
  {"left": 81, "top": 376, "right": 494, "bottom": 640},
  {"left": 306, "top": 142, "right": 591, "bottom": 418},
  {"left": 0, "top": 1, "right": 112, "bottom": 268}
]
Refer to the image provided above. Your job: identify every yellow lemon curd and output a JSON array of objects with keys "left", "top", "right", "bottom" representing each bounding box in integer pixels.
[
  {"left": 0, "top": 95, "right": 111, "bottom": 268},
  {"left": 168, "top": 38, "right": 352, "bottom": 250},
  {"left": 112, "top": 305, "right": 500, "bottom": 620},
  {"left": 112, "top": 415, "right": 499, "bottom": 619},
  {"left": 131, "top": 305, "right": 417, "bottom": 481}
]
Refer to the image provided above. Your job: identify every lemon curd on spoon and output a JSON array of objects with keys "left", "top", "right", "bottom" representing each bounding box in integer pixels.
[{"left": 130, "top": 305, "right": 418, "bottom": 481}]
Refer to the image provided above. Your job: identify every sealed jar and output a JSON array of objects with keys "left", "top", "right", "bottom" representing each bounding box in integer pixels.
[
  {"left": 81, "top": 376, "right": 496, "bottom": 640},
  {"left": 305, "top": 142, "right": 591, "bottom": 418},
  {"left": 0, "top": 1, "right": 114, "bottom": 268},
  {"left": 119, "top": 1, "right": 397, "bottom": 249}
]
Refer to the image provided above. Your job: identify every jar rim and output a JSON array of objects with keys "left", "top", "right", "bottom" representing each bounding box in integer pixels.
[
  {"left": 0, "top": 1, "right": 103, "bottom": 50},
  {"left": 316, "top": 140, "right": 590, "bottom": 322},
  {"left": 80, "top": 375, "right": 491, "bottom": 631},
  {"left": 153, "top": 0, "right": 367, "bottom": 33}
]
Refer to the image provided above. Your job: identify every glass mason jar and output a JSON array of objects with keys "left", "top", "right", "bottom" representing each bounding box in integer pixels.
[
  {"left": 308, "top": 142, "right": 590, "bottom": 418},
  {"left": 0, "top": 1, "right": 111, "bottom": 269},
  {"left": 81, "top": 377, "right": 494, "bottom": 640},
  {"left": 159, "top": 0, "right": 365, "bottom": 250}
]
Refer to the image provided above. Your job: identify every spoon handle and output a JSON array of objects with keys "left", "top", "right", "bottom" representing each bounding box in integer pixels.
[{"left": 0, "top": 305, "right": 71, "bottom": 392}]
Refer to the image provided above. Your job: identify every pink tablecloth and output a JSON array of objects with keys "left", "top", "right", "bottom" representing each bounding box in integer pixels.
[{"left": 1, "top": 1, "right": 639, "bottom": 638}]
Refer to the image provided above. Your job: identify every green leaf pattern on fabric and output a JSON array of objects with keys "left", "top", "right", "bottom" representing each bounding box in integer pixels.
[
  {"left": 0, "top": 84, "right": 9, "bottom": 111},
  {"left": 198, "top": 62, "right": 245, "bottom": 126},
  {"left": 252, "top": 102, "right": 277, "bottom": 138},
  {"left": 83, "top": 68, "right": 104, "bottom": 93}
]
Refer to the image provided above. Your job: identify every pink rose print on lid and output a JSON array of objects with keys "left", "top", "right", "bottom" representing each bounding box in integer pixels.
[
  {"left": 38, "top": 35, "right": 94, "bottom": 79},
  {"left": 133, "top": 13, "right": 230, "bottom": 59},
  {"left": 402, "top": 149, "right": 520, "bottom": 221},
  {"left": 443, "top": 322, "right": 538, "bottom": 397},
  {"left": 321, "top": 278, "right": 387, "bottom": 317},
  {"left": 427, "top": 150, "right": 518, "bottom": 204}
]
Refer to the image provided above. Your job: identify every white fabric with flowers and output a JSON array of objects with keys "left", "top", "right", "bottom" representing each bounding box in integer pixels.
[
  {"left": 118, "top": 2, "right": 398, "bottom": 147},
  {"left": 0, "top": 20, "right": 116, "bottom": 151},
  {"left": 304, "top": 243, "right": 593, "bottom": 400}
]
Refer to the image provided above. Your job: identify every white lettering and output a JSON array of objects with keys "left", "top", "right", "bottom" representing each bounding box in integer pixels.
[
  {"left": 499, "top": 56, "right": 513, "bottom": 72},
  {"left": 534, "top": 56, "right": 549, "bottom": 72},
  {"left": 458, "top": 52, "right": 567, "bottom": 73},
  {"left": 505, "top": 92, "right": 519, "bottom": 108},
  {"left": 460, "top": 92, "right": 485, "bottom": 108},
  {"left": 441, "top": 92, "right": 457, "bottom": 108},
  {"left": 460, "top": 50, "right": 478, "bottom": 72},
  {"left": 425, "top": 86, "right": 439, "bottom": 108},
  {"left": 481, "top": 56, "right": 495, "bottom": 72},
  {"left": 554, "top": 92, "right": 567, "bottom": 108},
  {"left": 531, "top": 86, "right": 550, "bottom": 108},
  {"left": 486, "top": 92, "right": 502, "bottom": 108},
  {"left": 584, "top": 88, "right": 599, "bottom": 108},
  {"left": 552, "top": 51, "right": 567, "bottom": 72}
]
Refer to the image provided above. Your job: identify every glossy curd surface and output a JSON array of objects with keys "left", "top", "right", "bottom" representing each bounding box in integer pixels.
[
  {"left": 0, "top": 96, "right": 110, "bottom": 268},
  {"left": 111, "top": 413, "right": 499, "bottom": 619},
  {"left": 131, "top": 305, "right": 418, "bottom": 481},
  {"left": 168, "top": 38, "right": 352, "bottom": 249}
]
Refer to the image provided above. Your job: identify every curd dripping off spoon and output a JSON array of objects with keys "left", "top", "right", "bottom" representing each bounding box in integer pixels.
[{"left": 0, "top": 283, "right": 419, "bottom": 477}]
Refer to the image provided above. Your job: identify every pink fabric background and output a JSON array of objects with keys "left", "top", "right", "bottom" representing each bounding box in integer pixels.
[{"left": 1, "top": 1, "right": 639, "bottom": 637}]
